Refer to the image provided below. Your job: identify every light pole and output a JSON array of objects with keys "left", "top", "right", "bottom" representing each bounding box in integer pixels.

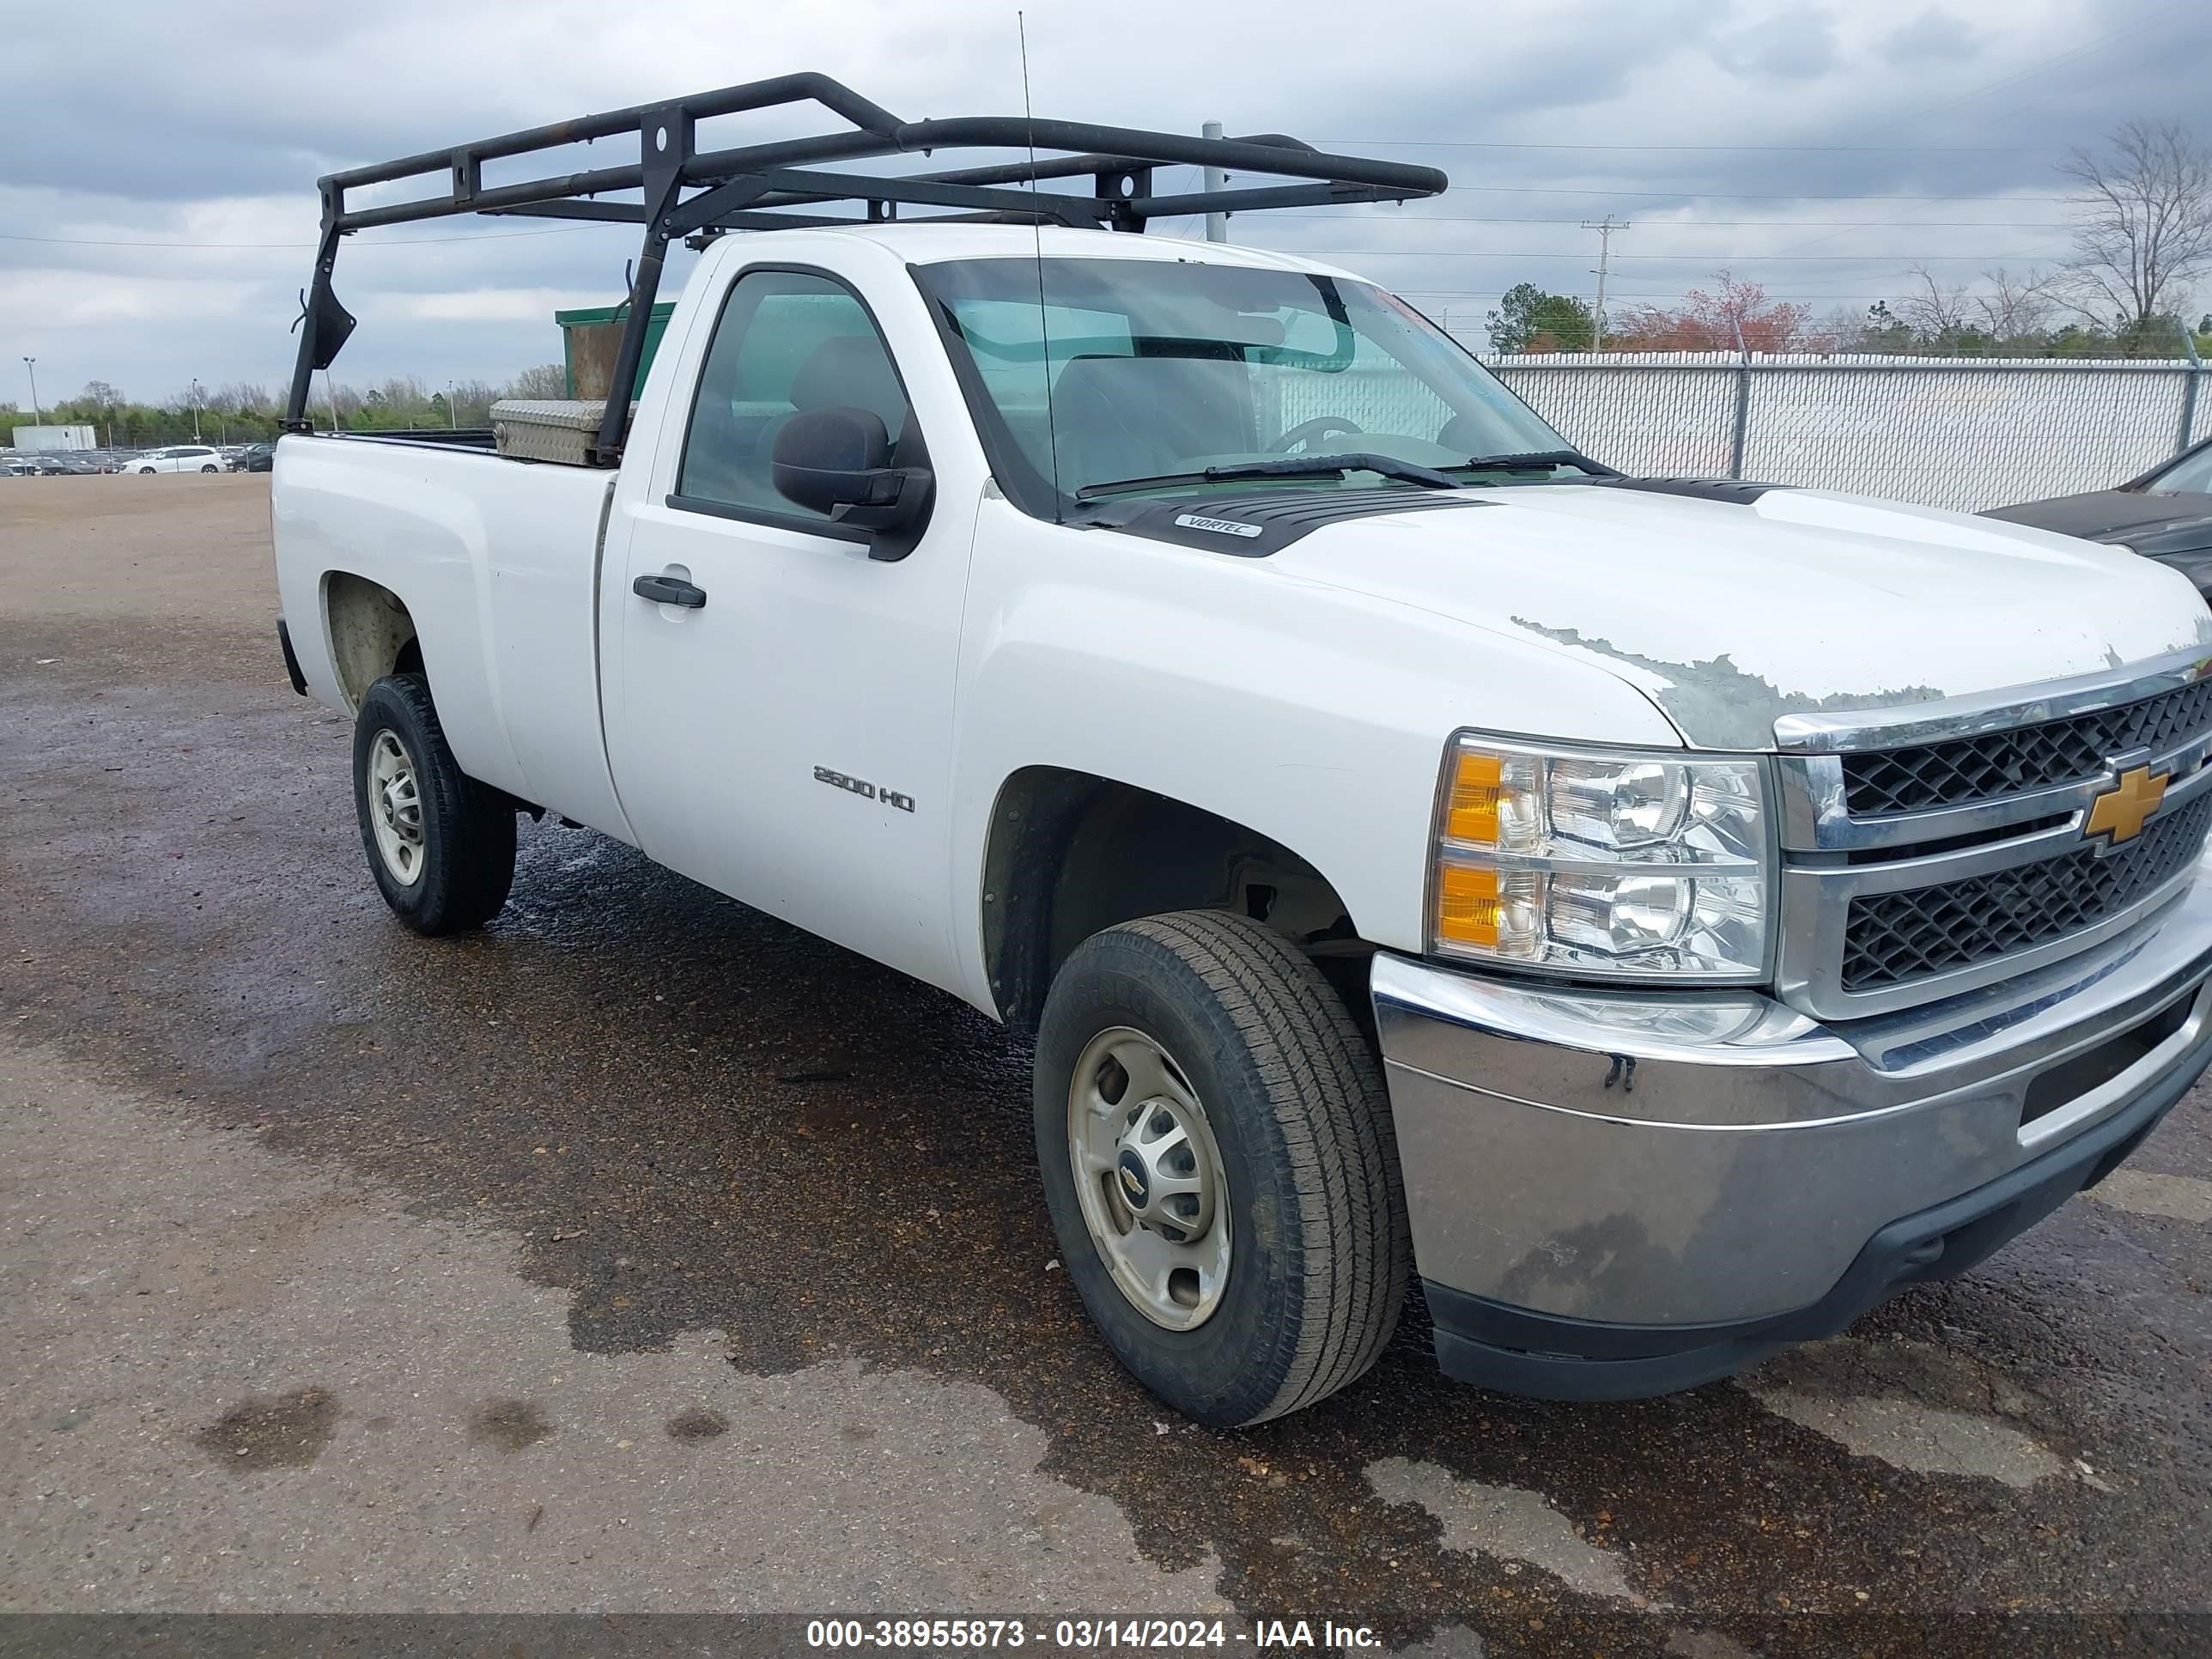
[
  {"left": 1201, "top": 120, "right": 1227, "bottom": 244},
  {"left": 189, "top": 378, "right": 203, "bottom": 443},
  {"left": 447, "top": 380, "right": 459, "bottom": 428},
  {"left": 1581, "top": 216, "right": 1631, "bottom": 353},
  {"left": 21, "top": 356, "right": 39, "bottom": 425}
]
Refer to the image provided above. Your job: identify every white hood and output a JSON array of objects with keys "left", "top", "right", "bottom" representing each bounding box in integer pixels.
[{"left": 1268, "top": 484, "right": 2212, "bottom": 749}]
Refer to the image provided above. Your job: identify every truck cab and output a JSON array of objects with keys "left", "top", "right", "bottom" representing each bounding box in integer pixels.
[{"left": 270, "top": 78, "right": 2212, "bottom": 1426}]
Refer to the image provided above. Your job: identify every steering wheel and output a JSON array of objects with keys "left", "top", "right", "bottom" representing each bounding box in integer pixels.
[{"left": 1270, "top": 415, "right": 1364, "bottom": 453}]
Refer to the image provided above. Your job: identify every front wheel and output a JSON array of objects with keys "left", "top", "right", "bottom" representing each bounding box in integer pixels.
[
  {"left": 200, "top": 464, "right": 218, "bottom": 473},
  {"left": 1035, "top": 910, "right": 1409, "bottom": 1426},
  {"left": 352, "top": 672, "right": 515, "bottom": 934}
]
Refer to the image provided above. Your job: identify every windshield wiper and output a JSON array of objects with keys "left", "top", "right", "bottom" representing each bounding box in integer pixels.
[
  {"left": 1076, "top": 452, "right": 1461, "bottom": 500},
  {"left": 1446, "top": 448, "right": 1620, "bottom": 477}
]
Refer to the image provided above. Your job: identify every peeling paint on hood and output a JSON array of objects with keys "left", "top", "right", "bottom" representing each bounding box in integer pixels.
[
  {"left": 1267, "top": 483, "right": 2212, "bottom": 749},
  {"left": 1504, "top": 619, "right": 1945, "bottom": 750}
]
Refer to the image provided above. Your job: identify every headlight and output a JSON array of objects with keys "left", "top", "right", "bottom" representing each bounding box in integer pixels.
[{"left": 1429, "top": 734, "right": 1772, "bottom": 980}]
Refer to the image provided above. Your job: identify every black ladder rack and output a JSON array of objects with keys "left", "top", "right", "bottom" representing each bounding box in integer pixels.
[{"left": 282, "top": 72, "right": 1449, "bottom": 464}]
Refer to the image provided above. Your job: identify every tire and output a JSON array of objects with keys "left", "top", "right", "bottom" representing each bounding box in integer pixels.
[
  {"left": 352, "top": 672, "right": 515, "bottom": 935},
  {"left": 1035, "top": 909, "right": 1409, "bottom": 1426},
  {"left": 200, "top": 464, "right": 218, "bottom": 473},
  {"left": 137, "top": 467, "right": 155, "bottom": 475}
]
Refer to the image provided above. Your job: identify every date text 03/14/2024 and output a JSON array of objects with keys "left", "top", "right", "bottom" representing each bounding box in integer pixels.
[{"left": 804, "top": 1619, "right": 1383, "bottom": 1650}]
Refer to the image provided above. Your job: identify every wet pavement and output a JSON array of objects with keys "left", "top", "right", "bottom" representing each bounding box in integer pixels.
[{"left": 3, "top": 475, "right": 2210, "bottom": 1655}]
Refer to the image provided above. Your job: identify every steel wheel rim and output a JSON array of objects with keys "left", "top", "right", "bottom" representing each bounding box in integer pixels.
[
  {"left": 366, "top": 728, "right": 426, "bottom": 886},
  {"left": 1067, "top": 1025, "right": 1231, "bottom": 1331}
]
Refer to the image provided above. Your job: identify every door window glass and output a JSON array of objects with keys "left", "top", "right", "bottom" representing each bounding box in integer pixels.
[{"left": 678, "top": 270, "right": 912, "bottom": 520}]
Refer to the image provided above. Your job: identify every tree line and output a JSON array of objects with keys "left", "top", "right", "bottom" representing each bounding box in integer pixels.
[
  {"left": 2, "top": 368, "right": 568, "bottom": 448},
  {"left": 1484, "top": 118, "right": 2212, "bottom": 359}
]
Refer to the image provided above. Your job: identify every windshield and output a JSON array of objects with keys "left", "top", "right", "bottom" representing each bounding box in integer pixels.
[
  {"left": 914, "top": 257, "right": 1570, "bottom": 518},
  {"left": 2148, "top": 443, "right": 2212, "bottom": 496}
]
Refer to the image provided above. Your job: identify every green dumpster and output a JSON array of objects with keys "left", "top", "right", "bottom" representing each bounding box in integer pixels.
[{"left": 556, "top": 302, "right": 678, "bottom": 400}]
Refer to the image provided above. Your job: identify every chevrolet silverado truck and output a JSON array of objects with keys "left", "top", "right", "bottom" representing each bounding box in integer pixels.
[{"left": 270, "top": 77, "right": 2212, "bottom": 1425}]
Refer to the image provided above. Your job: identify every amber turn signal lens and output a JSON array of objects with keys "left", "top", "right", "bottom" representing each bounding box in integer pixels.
[
  {"left": 1435, "top": 864, "right": 1502, "bottom": 945},
  {"left": 1446, "top": 750, "right": 1504, "bottom": 844}
]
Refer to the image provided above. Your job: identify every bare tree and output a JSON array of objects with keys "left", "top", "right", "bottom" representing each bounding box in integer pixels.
[
  {"left": 2057, "top": 118, "right": 2212, "bottom": 329},
  {"left": 1973, "top": 267, "right": 2057, "bottom": 341},
  {"left": 448, "top": 379, "right": 501, "bottom": 425},
  {"left": 504, "top": 364, "right": 568, "bottom": 400},
  {"left": 205, "top": 382, "right": 274, "bottom": 416},
  {"left": 1894, "top": 264, "right": 1972, "bottom": 341}
]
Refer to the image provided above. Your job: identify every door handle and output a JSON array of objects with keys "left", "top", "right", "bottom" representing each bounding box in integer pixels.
[{"left": 633, "top": 573, "right": 707, "bottom": 609}]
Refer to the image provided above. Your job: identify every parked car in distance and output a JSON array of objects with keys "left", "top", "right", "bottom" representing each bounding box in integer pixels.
[
  {"left": 130, "top": 445, "right": 227, "bottom": 475},
  {"left": 1984, "top": 436, "right": 2212, "bottom": 597},
  {"left": 240, "top": 442, "right": 276, "bottom": 473}
]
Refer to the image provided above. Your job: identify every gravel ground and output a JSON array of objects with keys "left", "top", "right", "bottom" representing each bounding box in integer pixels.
[{"left": 2, "top": 472, "right": 2209, "bottom": 1656}]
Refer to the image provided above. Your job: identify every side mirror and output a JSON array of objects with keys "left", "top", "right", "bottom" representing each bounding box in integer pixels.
[{"left": 770, "top": 408, "right": 932, "bottom": 548}]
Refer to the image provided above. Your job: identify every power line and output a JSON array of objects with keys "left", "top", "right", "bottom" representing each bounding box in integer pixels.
[
  {"left": 1291, "top": 213, "right": 2074, "bottom": 227},
  {"left": 1324, "top": 138, "right": 2061, "bottom": 155},
  {"left": 1265, "top": 248, "right": 2070, "bottom": 261},
  {"left": 1441, "top": 185, "right": 2075, "bottom": 202},
  {"left": 1764, "top": 5, "right": 2180, "bottom": 259},
  {"left": 0, "top": 226, "right": 600, "bottom": 249},
  {"left": 1396, "top": 289, "right": 1964, "bottom": 300}
]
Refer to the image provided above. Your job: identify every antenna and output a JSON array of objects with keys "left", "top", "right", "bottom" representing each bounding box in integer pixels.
[{"left": 1018, "top": 10, "right": 1065, "bottom": 523}]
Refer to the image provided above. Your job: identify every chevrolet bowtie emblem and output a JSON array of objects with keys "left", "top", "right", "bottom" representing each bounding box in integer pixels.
[{"left": 2085, "top": 765, "right": 2168, "bottom": 845}]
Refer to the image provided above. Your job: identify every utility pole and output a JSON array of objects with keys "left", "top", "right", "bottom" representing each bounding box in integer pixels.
[
  {"left": 189, "top": 378, "right": 203, "bottom": 443},
  {"left": 1580, "top": 216, "right": 1631, "bottom": 353},
  {"left": 1201, "top": 120, "right": 1227, "bottom": 244},
  {"left": 21, "top": 356, "right": 39, "bottom": 425},
  {"left": 447, "top": 380, "right": 459, "bottom": 428}
]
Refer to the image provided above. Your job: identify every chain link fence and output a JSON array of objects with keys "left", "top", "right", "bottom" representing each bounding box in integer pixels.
[{"left": 1476, "top": 352, "right": 2210, "bottom": 513}]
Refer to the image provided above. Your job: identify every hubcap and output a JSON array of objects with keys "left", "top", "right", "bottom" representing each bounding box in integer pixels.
[
  {"left": 1067, "top": 1027, "right": 1231, "bottom": 1330},
  {"left": 366, "top": 728, "right": 426, "bottom": 885}
]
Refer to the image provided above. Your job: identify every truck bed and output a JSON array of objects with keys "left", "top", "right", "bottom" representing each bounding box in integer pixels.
[{"left": 271, "top": 434, "right": 635, "bottom": 843}]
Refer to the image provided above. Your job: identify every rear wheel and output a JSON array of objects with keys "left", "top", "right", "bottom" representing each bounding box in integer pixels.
[
  {"left": 1035, "top": 909, "right": 1408, "bottom": 1425},
  {"left": 352, "top": 672, "right": 515, "bottom": 934}
]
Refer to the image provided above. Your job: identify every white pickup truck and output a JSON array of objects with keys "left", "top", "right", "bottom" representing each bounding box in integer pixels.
[{"left": 271, "top": 82, "right": 2212, "bottom": 1425}]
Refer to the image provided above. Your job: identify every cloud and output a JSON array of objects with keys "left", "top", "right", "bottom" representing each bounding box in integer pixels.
[
  {"left": 1878, "top": 9, "right": 1986, "bottom": 64},
  {"left": 1715, "top": 10, "right": 1843, "bottom": 82},
  {"left": 375, "top": 289, "right": 618, "bottom": 324},
  {"left": 3, "top": 0, "right": 2207, "bottom": 400}
]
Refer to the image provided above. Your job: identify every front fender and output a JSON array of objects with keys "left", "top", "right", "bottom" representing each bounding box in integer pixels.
[{"left": 945, "top": 503, "right": 1681, "bottom": 1011}]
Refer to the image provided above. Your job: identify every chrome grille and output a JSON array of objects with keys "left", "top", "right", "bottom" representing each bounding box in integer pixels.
[
  {"left": 1842, "top": 678, "right": 2212, "bottom": 816},
  {"left": 1840, "top": 794, "right": 2212, "bottom": 991},
  {"left": 1775, "top": 648, "right": 2212, "bottom": 1020}
]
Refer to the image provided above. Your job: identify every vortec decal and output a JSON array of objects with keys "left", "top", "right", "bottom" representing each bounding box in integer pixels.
[
  {"left": 1172, "top": 513, "right": 1264, "bottom": 538},
  {"left": 814, "top": 766, "right": 916, "bottom": 813}
]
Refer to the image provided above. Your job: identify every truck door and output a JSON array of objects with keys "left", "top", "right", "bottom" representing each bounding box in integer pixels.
[{"left": 605, "top": 264, "right": 974, "bottom": 994}]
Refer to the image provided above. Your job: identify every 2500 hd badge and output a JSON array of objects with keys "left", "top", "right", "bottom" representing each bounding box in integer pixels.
[{"left": 814, "top": 766, "right": 916, "bottom": 813}]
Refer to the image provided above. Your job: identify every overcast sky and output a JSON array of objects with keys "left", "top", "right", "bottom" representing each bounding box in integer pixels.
[{"left": 3, "top": 0, "right": 2206, "bottom": 410}]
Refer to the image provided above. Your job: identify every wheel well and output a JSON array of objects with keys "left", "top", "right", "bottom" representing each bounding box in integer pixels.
[
  {"left": 323, "top": 573, "right": 422, "bottom": 711},
  {"left": 981, "top": 767, "right": 1370, "bottom": 1035}
]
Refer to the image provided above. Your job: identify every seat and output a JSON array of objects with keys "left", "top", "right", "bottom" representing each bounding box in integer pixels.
[
  {"left": 1050, "top": 355, "right": 1254, "bottom": 487},
  {"left": 683, "top": 331, "right": 912, "bottom": 506},
  {"left": 789, "top": 335, "right": 909, "bottom": 439}
]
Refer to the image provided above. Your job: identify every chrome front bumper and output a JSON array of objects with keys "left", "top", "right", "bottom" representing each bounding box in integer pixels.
[{"left": 1372, "top": 857, "right": 2212, "bottom": 1397}]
